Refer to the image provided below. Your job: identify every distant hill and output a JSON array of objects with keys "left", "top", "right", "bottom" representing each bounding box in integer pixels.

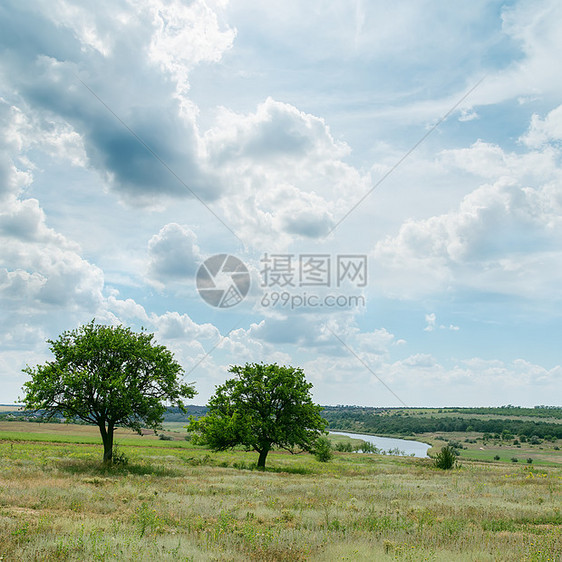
[
  {"left": 4, "top": 405, "right": 561, "bottom": 439},
  {"left": 163, "top": 405, "right": 207, "bottom": 422},
  {"left": 0, "top": 404, "right": 207, "bottom": 424},
  {"left": 321, "top": 405, "right": 562, "bottom": 438}
]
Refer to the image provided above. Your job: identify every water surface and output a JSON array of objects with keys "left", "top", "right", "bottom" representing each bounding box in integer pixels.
[{"left": 330, "top": 431, "right": 431, "bottom": 458}]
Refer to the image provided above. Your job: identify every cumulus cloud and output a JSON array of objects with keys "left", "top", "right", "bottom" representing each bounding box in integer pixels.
[
  {"left": 206, "top": 97, "right": 349, "bottom": 165},
  {"left": 147, "top": 223, "right": 202, "bottom": 283},
  {"left": 0, "top": 190, "right": 104, "bottom": 313},
  {"left": 0, "top": 245, "right": 104, "bottom": 311},
  {"left": 306, "top": 352, "right": 562, "bottom": 407},
  {"left": 0, "top": 0, "right": 234, "bottom": 205},
  {"left": 0, "top": 1, "right": 370, "bottom": 245},
  {"left": 0, "top": 82, "right": 106, "bottom": 368},
  {"left": 0, "top": 198, "right": 71, "bottom": 245},
  {"left": 146, "top": 0, "right": 236, "bottom": 97},
  {"left": 247, "top": 315, "right": 397, "bottom": 364},
  {"left": 520, "top": 105, "right": 562, "bottom": 148},
  {"left": 0, "top": 102, "right": 34, "bottom": 201},
  {"left": 151, "top": 310, "right": 219, "bottom": 343},
  {"left": 204, "top": 97, "right": 367, "bottom": 244},
  {"left": 373, "top": 122, "right": 562, "bottom": 300}
]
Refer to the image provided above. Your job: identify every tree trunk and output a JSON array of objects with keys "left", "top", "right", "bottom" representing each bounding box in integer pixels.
[
  {"left": 257, "top": 447, "right": 269, "bottom": 469},
  {"left": 99, "top": 423, "right": 114, "bottom": 464}
]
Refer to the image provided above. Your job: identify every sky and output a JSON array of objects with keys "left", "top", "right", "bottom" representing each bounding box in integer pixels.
[{"left": 1, "top": 0, "right": 562, "bottom": 407}]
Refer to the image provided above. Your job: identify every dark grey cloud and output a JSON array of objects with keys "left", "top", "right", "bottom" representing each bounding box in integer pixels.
[
  {"left": 283, "top": 211, "right": 334, "bottom": 238},
  {"left": 0, "top": 0, "right": 221, "bottom": 204},
  {"left": 249, "top": 316, "right": 349, "bottom": 354}
]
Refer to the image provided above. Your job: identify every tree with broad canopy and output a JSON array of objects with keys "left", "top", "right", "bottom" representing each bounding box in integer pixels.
[
  {"left": 22, "top": 321, "right": 196, "bottom": 464},
  {"left": 188, "top": 362, "right": 327, "bottom": 468}
]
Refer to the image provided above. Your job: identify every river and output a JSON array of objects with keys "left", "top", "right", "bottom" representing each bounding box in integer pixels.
[{"left": 330, "top": 431, "right": 431, "bottom": 458}]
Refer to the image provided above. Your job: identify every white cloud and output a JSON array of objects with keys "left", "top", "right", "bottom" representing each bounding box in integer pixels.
[
  {"left": 373, "top": 122, "right": 562, "bottom": 300},
  {"left": 147, "top": 223, "right": 202, "bottom": 284},
  {"left": 151, "top": 310, "right": 219, "bottom": 343},
  {"left": 424, "top": 313, "right": 436, "bottom": 332},
  {"left": 105, "top": 296, "right": 149, "bottom": 323},
  {"left": 146, "top": 0, "right": 236, "bottom": 98},
  {"left": 205, "top": 97, "right": 366, "bottom": 245},
  {"left": 520, "top": 105, "right": 562, "bottom": 148},
  {"left": 206, "top": 97, "right": 349, "bottom": 164},
  {"left": 4, "top": 0, "right": 562, "bottom": 409}
]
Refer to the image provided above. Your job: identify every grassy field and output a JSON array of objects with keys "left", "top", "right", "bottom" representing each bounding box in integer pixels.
[
  {"left": 0, "top": 423, "right": 561, "bottom": 561},
  {"left": 413, "top": 432, "right": 562, "bottom": 466}
]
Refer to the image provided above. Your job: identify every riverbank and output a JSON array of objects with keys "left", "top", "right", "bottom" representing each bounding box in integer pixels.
[{"left": 329, "top": 431, "right": 431, "bottom": 458}]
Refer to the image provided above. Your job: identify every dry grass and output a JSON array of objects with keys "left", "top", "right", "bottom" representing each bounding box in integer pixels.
[{"left": 0, "top": 432, "right": 561, "bottom": 561}]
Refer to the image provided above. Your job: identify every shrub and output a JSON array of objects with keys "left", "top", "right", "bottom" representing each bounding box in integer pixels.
[
  {"left": 112, "top": 448, "right": 129, "bottom": 466},
  {"left": 511, "top": 457, "right": 518, "bottom": 463},
  {"left": 434, "top": 446, "right": 457, "bottom": 470},
  {"left": 526, "top": 458, "right": 533, "bottom": 464},
  {"left": 335, "top": 442, "right": 353, "bottom": 452},
  {"left": 158, "top": 434, "right": 173, "bottom": 441},
  {"left": 313, "top": 436, "right": 334, "bottom": 462},
  {"left": 357, "top": 441, "right": 380, "bottom": 454},
  {"left": 493, "top": 455, "right": 500, "bottom": 461}
]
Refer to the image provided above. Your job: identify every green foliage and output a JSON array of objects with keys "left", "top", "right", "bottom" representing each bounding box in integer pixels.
[
  {"left": 434, "top": 446, "right": 457, "bottom": 470},
  {"left": 111, "top": 446, "right": 129, "bottom": 467},
  {"left": 334, "top": 441, "right": 353, "bottom": 452},
  {"left": 188, "top": 363, "right": 327, "bottom": 468},
  {"left": 356, "top": 441, "right": 380, "bottom": 454},
  {"left": 313, "top": 436, "right": 333, "bottom": 462},
  {"left": 21, "top": 321, "right": 196, "bottom": 463},
  {"left": 322, "top": 406, "right": 562, "bottom": 439}
]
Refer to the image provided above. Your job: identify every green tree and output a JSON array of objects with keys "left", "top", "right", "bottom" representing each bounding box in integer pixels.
[
  {"left": 22, "top": 321, "right": 196, "bottom": 464},
  {"left": 313, "top": 436, "right": 334, "bottom": 462},
  {"left": 188, "top": 363, "right": 327, "bottom": 468},
  {"left": 434, "top": 446, "right": 457, "bottom": 470}
]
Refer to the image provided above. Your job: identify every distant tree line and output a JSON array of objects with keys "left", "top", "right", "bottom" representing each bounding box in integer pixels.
[
  {"left": 448, "top": 406, "right": 562, "bottom": 419},
  {"left": 322, "top": 408, "right": 562, "bottom": 439}
]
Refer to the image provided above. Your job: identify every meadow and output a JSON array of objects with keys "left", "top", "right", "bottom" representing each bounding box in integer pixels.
[{"left": 0, "top": 423, "right": 561, "bottom": 561}]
